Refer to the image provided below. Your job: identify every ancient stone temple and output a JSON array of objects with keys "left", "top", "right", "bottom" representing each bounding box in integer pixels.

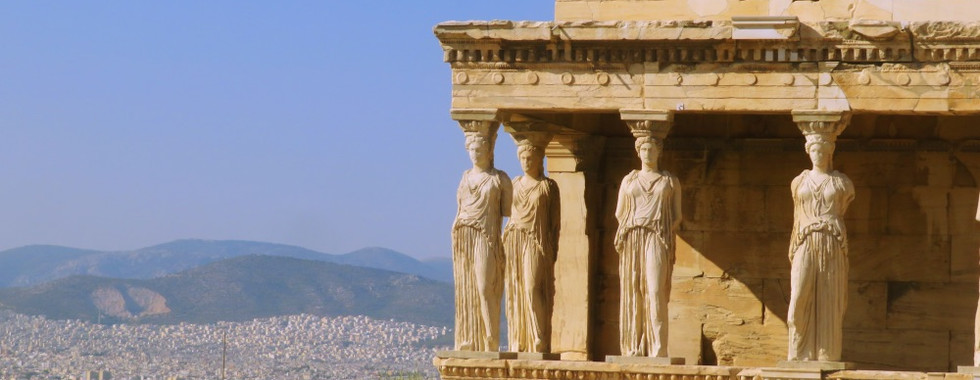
[{"left": 434, "top": 1, "right": 980, "bottom": 379}]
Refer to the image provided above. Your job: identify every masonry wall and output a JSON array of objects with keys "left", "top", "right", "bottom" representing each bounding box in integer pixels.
[{"left": 589, "top": 113, "right": 980, "bottom": 371}]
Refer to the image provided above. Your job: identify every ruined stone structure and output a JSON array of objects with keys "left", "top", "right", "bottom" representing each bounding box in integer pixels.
[{"left": 435, "top": 1, "right": 980, "bottom": 379}]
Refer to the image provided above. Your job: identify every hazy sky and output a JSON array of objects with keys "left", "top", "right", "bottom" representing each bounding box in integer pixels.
[{"left": 0, "top": 2, "right": 553, "bottom": 258}]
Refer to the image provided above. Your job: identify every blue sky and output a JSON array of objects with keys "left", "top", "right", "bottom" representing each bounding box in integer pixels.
[{"left": 0, "top": 2, "right": 553, "bottom": 258}]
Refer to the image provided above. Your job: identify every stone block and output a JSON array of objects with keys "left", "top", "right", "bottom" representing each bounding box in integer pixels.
[
  {"left": 700, "top": 231, "right": 790, "bottom": 279},
  {"left": 673, "top": 277, "right": 765, "bottom": 325},
  {"left": 951, "top": 234, "right": 980, "bottom": 284},
  {"left": 849, "top": 234, "right": 950, "bottom": 283},
  {"left": 765, "top": 186, "right": 794, "bottom": 233},
  {"left": 835, "top": 151, "right": 919, "bottom": 188},
  {"left": 829, "top": 370, "right": 932, "bottom": 380},
  {"left": 886, "top": 188, "right": 935, "bottom": 236},
  {"left": 763, "top": 279, "right": 790, "bottom": 331},
  {"left": 675, "top": 230, "right": 706, "bottom": 278},
  {"left": 886, "top": 282, "right": 976, "bottom": 331},
  {"left": 951, "top": 329, "right": 974, "bottom": 371},
  {"left": 954, "top": 153, "right": 980, "bottom": 189},
  {"left": 741, "top": 152, "right": 810, "bottom": 187},
  {"left": 842, "top": 328, "right": 950, "bottom": 372},
  {"left": 685, "top": 185, "right": 768, "bottom": 233},
  {"left": 938, "top": 117, "right": 980, "bottom": 142},
  {"left": 704, "top": 319, "right": 787, "bottom": 367},
  {"left": 605, "top": 356, "right": 685, "bottom": 365},
  {"left": 668, "top": 304, "right": 704, "bottom": 365},
  {"left": 843, "top": 187, "right": 888, "bottom": 235},
  {"left": 949, "top": 189, "right": 980, "bottom": 237},
  {"left": 847, "top": 282, "right": 889, "bottom": 330}
]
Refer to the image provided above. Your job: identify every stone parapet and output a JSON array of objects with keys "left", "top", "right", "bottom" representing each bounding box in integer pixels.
[{"left": 433, "top": 357, "right": 977, "bottom": 380}]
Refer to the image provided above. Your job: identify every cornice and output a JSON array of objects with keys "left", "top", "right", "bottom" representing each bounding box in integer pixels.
[{"left": 434, "top": 20, "right": 980, "bottom": 66}]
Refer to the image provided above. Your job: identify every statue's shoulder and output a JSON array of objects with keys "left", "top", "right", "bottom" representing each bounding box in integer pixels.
[
  {"left": 790, "top": 170, "right": 807, "bottom": 188},
  {"left": 492, "top": 168, "right": 511, "bottom": 182}
]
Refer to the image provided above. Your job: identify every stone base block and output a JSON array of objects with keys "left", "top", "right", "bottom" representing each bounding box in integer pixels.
[
  {"left": 605, "top": 355, "right": 686, "bottom": 365},
  {"left": 504, "top": 352, "right": 561, "bottom": 360},
  {"left": 759, "top": 367, "right": 825, "bottom": 379},
  {"left": 778, "top": 360, "right": 855, "bottom": 370},
  {"left": 436, "top": 350, "right": 515, "bottom": 360},
  {"left": 958, "top": 366, "right": 980, "bottom": 379}
]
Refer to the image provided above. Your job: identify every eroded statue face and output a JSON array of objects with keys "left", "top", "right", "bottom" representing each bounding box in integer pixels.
[
  {"left": 807, "top": 142, "right": 833, "bottom": 170},
  {"left": 467, "top": 140, "right": 491, "bottom": 169},
  {"left": 638, "top": 142, "right": 660, "bottom": 167},
  {"left": 518, "top": 149, "right": 543, "bottom": 178}
]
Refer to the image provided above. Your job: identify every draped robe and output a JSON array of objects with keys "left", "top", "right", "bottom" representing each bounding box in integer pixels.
[
  {"left": 614, "top": 170, "right": 679, "bottom": 357},
  {"left": 503, "top": 176, "right": 560, "bottom": 353},
  {"left": 452, "top": 168, "right": 511, "bottom": 351},
  {"left": 787, "top": 169, "right": 854, "bottom": 361}
]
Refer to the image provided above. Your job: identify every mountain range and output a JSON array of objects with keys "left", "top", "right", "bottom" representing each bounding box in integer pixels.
[
  {"left": 0, "top": 255, "right": 454, "bottom": 327},
  {"left": 0, "top": 239, "right": 452, "bottom": 288}
]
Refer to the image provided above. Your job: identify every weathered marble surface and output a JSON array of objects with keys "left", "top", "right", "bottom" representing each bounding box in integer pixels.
[
  {"left": 452, "top": 118, "right": 511, "bottom": 352},
  {"left": 504, "top": 131, "right": 559, "bottom": 353}
]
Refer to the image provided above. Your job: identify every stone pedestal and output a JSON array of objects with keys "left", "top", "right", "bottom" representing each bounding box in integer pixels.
[
  {"left": 778, "top": 361, "right": 855, "bottom": 370},
  {"left": 958, "top": 366, "right": 980, "bottom": 379},
  {"left": 436, "top": 350, "right": 515, "bottom": 360},
  {"left": 506, "top": 352, "right": 561, "bottom": 361},
  {"left": 605, "top": 355, "right": 686, "bottom": 365},
  {"left": 749, "top": 361, "right": 855, "bottom": 380}
]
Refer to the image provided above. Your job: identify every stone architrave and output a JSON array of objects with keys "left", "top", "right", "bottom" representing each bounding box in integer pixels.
[
  {"left": 614, "top": 110, "right": 682, "bottom": 358},
  {"left": 451, "top": 109, "right": 511, "bottom": 352},
  {"left": 787, "top": 110, "right": 855, "bottom": 362},
  {"left": 502, "top": 126, "right": 560, "bottom": 354}
]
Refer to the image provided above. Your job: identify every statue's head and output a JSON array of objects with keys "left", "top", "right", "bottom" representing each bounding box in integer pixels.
[
  {"left": 805, "top": 134, "right": 835, "bottom": 170},
  {"left": 634, "top": 136, "right": 663, "bottom": 167},
  {"left": 516, "top": 140, "right": 545, "bottom": 177},
  {"left": 465, "top": 133, "right": 492, "bottom": 169}
]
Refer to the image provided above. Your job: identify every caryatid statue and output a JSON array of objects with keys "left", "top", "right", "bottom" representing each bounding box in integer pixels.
[
  {"left": 503, "top": 130, "right": 559, "bottom": 353},
  {"left": 615, "top": 112, "right": 682, "bottom": 357},
  {"left": 451, "top": 118, "right": 512, "bottom": 352},
  {"left": 974, "top": 194, "right": 980, "bottom": 366},
  {"left": 787, "top": 111, "right": 855, "bottom": 362}
]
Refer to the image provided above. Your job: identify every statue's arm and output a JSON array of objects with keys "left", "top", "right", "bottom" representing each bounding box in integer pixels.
[
  {"left": 839, "top": 173, "right": 856, "bottom": 216},
  {"left": 549, "top": 179, "right": 561, "bottom": 246},
  {"left": 499, "top": 172, "right": 513, "bottom": 218},
  {"left": 614, "top": 173, "right": 632, "bottom": 223},
  {"left": 671, "top": 175, "right": 683, "bottom": 232},
  {"left": 788, "top": 175, "right": 802, "bottom": 261}
]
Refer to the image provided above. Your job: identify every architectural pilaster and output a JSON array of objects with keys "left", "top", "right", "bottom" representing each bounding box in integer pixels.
[{"left": 543, "top": 132, "right": 606, "bottom": 360}]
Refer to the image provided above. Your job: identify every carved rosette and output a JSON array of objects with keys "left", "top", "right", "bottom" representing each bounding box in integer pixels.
[
  {"left": 620, "top": 109, "right": 674, "bottom": 140},
  {"left": 791, "top": 110, "right": 851, "bottom": 143}
]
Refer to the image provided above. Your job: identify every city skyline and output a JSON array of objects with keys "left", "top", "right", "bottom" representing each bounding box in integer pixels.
[{"left": 0, "top": 2, "right": 553, "bottom": 259}]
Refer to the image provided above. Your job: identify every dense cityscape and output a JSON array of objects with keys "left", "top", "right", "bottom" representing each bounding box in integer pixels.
[{"left": 0, "top": 310, "right": 449, "bottom": 379}]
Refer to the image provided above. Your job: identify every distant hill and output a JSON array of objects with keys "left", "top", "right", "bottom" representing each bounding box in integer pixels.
[
  {"left": 0, "top": 255, "right": 453, "bottom": 326},
  {"left": 336, "top": 247, "right": 453, "bottom": 283},
  {"left": 0, "top": 240, "right": 452, "bottom": 287}
]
